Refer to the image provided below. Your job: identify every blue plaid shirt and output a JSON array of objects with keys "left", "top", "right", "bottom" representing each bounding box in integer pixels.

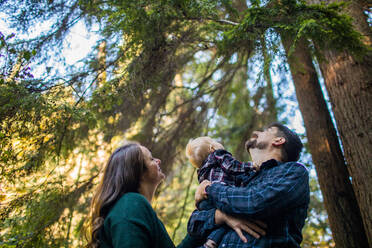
[{"left": 188, "top": 159, "right": 310, "bottom": 248}]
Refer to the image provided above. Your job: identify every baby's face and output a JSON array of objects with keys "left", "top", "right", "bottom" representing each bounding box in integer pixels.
[{"left": 189, "top": 157, "right": 200, "bottom": 168}]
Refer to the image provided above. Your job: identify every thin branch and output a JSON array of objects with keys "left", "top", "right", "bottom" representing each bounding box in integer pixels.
[
  {"left": 171, "top": 167, "right": 196, "bottom": 240},
  {"left": 160, "top": 56, "right": 230, "bottom": 117}
]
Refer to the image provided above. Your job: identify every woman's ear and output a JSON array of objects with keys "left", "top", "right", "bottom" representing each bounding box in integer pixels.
[{"left": 273, "top": 137, "right": 285, "bottom": 147}]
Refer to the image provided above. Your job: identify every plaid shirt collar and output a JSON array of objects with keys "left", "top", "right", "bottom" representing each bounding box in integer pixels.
[{"left": 259, "top": 159, "right": 280, "bottom": 170}]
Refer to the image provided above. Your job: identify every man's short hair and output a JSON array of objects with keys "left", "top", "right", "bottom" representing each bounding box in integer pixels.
[{"left": 267, "top": 122, "right": 303, "bottom": 162}]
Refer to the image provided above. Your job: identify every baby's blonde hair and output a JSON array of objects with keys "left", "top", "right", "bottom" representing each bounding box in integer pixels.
[{"left": 185, "top": 137, "right": 224, "bottom": 168}]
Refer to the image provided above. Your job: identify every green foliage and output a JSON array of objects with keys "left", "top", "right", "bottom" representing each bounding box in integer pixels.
[
  {"left": 0, "top": 79, "right": 95, "bottom": 181},
  {"left": 218, "top": 1, "right": 369, "bottom": 58},
  {"left": 302, "top": 177, "right": 335, "bottom": 247},
  {"left": 288, "top": 2, "right": 368, "bottom": 58},
  {"left": 1, "top": 180, "right": 94, "bottom": 247}
]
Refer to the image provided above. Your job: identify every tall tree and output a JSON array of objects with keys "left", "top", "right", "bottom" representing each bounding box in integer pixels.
[
  {"left": 307, "top": 0, "right": 372, "bottom": 243},
  {"left": 1, "top": 0, "right": 369, "bottom": 246},
  {"left": 281, "top": 33, "right": 369, "bottom": 247}
]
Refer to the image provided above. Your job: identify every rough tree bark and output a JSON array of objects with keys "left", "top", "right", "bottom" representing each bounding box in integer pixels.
[
  {"left": 306, "top": 0, "right": 372, "bottom": 244},
  {"left": 281, "top": 34, "right": 369, "bottom": 247}
]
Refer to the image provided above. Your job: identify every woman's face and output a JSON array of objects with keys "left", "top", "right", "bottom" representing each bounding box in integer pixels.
[{"left": 140, "top": 146, "right": 165, "bottom": 184}]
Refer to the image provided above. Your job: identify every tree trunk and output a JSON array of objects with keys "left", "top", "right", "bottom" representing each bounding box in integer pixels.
[
  {"left": 307, "top": 0, "right": 372, "bottom": 244},
  {"left": 318, "top": 52, "right": 372, "bottom": 247},
  {"left": 261, "top": 36, "right": 278, "bottom": 123},
  {"left": 281, "top": 33, "right": 369, "bottom": 247}
]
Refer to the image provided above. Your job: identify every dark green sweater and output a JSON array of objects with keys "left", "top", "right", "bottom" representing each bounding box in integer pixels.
[{"left": 98, "top": 192, "right": 200, "bottom": 248}]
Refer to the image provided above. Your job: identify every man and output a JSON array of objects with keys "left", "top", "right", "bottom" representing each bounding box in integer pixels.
[{"left": 187, "top": 122, "right": 310, "bottom": 247}]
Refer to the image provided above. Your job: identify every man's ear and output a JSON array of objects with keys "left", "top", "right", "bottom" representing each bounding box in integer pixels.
[{"left": 273, "top": 137, "right": 285, "bottom": 147}]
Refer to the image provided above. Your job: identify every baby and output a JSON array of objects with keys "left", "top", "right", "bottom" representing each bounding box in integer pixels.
[{"left": 186, "top": 137, "right": 255, "bottom": 248}]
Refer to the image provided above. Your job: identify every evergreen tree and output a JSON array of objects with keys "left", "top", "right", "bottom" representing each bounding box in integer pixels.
[
  {"left": 307, "top": 0, "right": 372, "bottom": 243},
  {"left": 281, "top": 33, "right": 368, "bottom": 247},
  {"left": 1, "top": 0, "right": 369, "bottom": 247}
]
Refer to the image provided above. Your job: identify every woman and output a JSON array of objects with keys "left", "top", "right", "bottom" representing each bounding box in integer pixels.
[{"left": 86, "top": 143, "right": 264, "bottom": 248}]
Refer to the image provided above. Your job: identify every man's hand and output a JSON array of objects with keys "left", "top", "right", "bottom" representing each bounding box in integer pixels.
[
  {"left": 195, "top": 180, "right": 211, "bottom": 205},
  {"left": 204, "top": 239, "right": 217, "bottom": 248},
  {"left": 215, "top": 209, "right": 267, "bottom": 243}
]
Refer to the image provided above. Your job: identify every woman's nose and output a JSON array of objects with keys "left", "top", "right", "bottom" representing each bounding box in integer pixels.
[{"left": 156, "top": 158, "right": 161, "bottom": 164}]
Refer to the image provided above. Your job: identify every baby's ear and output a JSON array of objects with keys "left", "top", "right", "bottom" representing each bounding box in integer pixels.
[
  {"left": 212, "top": 142, "right": 224, "bottom": 151},
  {"left": 209, "top": 144, "right": 215, "bottom": 153}
]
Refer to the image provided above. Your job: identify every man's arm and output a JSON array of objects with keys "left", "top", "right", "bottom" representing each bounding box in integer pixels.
[
  {"left": 204, "top": 162, "right": 309, "bottom": 218},
  {"left": 187, "top": 208, "right": 218, "bottom": 239},
  {"left": 187, "top": 208, "right": 266, "bottom": 241}
]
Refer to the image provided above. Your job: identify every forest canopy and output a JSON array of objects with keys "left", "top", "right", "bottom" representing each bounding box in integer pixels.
[{"left": 1, "top": 0, "right": 371, "bottom": 247}]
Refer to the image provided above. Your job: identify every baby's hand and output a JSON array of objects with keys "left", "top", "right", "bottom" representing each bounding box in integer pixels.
[
  {"left": 195, "top": 180, "right": 211, "bottom": 205},
  {"left": 204, "top": 239, "right": 217, "bottom": 248}
]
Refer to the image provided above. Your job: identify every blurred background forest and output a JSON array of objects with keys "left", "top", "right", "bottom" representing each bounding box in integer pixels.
[{"left": 0, "top": 0, "right": 371, "bottom": 247}]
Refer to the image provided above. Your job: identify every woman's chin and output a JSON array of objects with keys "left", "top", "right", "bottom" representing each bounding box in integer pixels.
[{"left": 159, "top": 172, "right": 166, "bottom": 180}]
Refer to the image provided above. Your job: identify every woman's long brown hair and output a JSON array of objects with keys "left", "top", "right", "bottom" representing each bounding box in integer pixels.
[{"left": 86, "top": 143, "right": 147, "bottom": 248}]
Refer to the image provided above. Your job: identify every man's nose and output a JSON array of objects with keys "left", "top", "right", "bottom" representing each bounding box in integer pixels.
[{"left": 156, "top": 158, "right": 161, "bottom": 165}]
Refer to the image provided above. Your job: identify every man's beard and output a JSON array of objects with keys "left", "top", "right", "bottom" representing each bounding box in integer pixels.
[{"left": 245, "top": 139, "right": 269, "bottom": 151}]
